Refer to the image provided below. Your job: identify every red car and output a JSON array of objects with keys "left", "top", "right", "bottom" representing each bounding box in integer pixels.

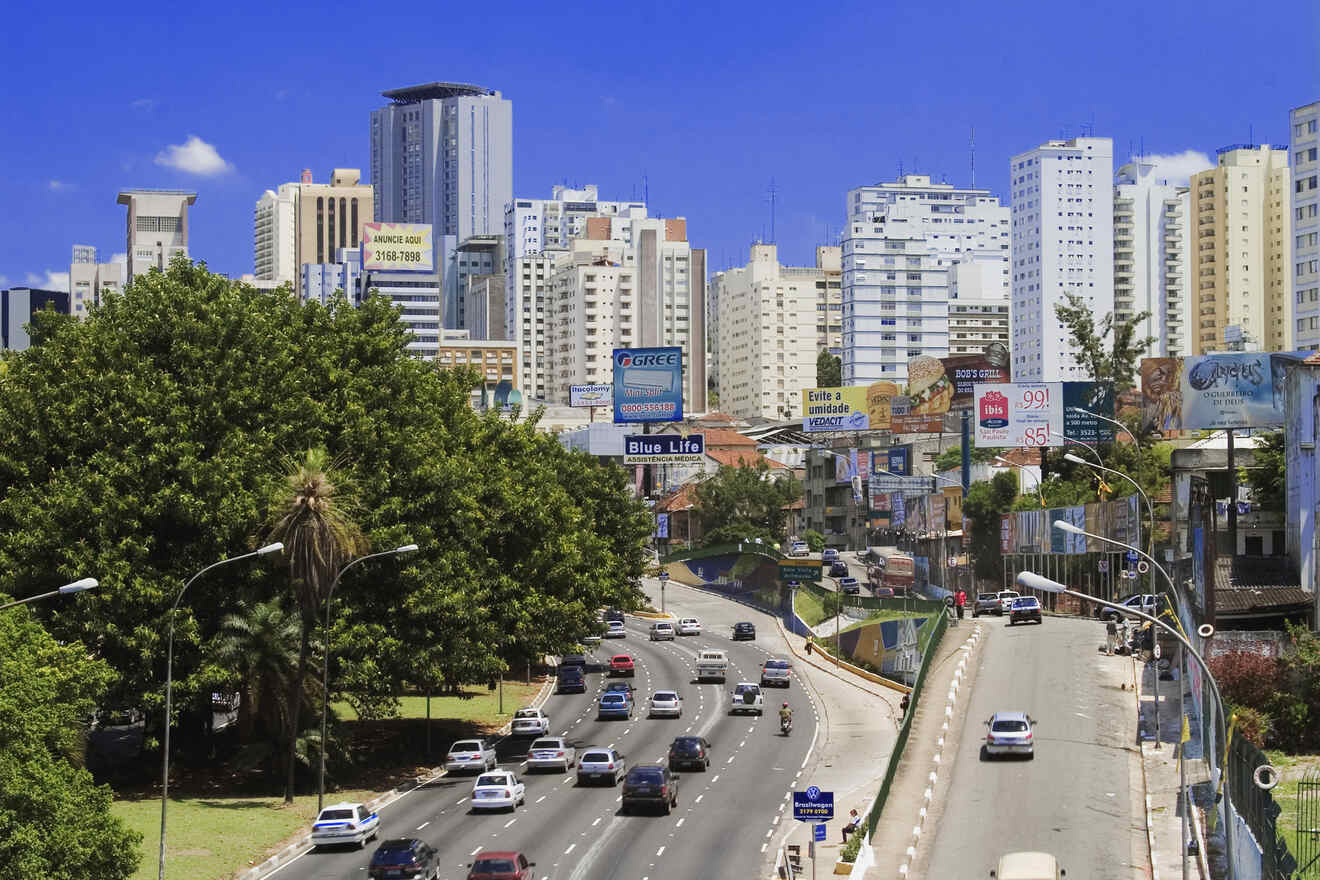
[
  {"left": 467, "top": 850, "right": 535, "bottom": 880},
  {"left": 609, "top": 654, "right": 635, "bottom": 677}
]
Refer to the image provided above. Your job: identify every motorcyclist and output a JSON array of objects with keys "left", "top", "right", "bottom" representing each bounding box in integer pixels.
[{"left": 779, "top": 702, "right": 793, "bottom": 727}]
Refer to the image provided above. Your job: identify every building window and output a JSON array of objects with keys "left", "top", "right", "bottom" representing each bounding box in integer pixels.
[
  {"left": 316, "top": 197, "right": 324, "bottom": 263},
  {"left": 339, "top": 198, "right": 348, "bottom": 249},
  {"left": 351, "top": 199, "right": 359, "bottom": 247}
]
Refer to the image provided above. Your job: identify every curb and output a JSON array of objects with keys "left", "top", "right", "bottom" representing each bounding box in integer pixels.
[
  {"left": 898, "top": 624, "right": 983, "bottom": 879},
  {"left": 1132, "top": 656, "right": 1161, "bottom": 880}
]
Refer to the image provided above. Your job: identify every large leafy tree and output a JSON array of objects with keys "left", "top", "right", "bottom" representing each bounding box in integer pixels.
[
  {"left": 694, "top": 463, "right": 802, "bottom": 545},
  {"left": 817, "top": 350, "right": 842, "bottom": 387},
  {"left": 1239, "top": 429, "right": 1285, "bottom": 512},
  {"left": 1054, "top": 292, "right": 1158, "bottom": 392},
  {"left": 962, "top": 471, "right": 1020, "bottom": 584},
  {"left": 0, "top": 600, "right": 141, "bottom": 879},
  {"left": 207, "top": 598, "right": 301, "bottom": 757}
]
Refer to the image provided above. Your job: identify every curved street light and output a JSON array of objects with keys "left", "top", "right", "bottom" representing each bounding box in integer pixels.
[
  {"left": 1067, "top": 406, "right": 1139, "bottom": 447},
  {"left": 1050, "top": 430, "right": 1103, "bottom": 466},
  {"left": 159, "top": 543, "right": 283, "bottom": 880},
  {"left": 318, "top": 543, "right": 419, "bottom": 812},
  {"left": 0, "top": 577, "right": 98, "bottom": 612},
  {"left": 1062, "top": 453, "right": 1156, "bottom": 559}
]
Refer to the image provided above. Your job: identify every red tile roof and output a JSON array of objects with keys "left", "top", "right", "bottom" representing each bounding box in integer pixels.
[
  {"left": 705, "top": 448, "right": 787, "bottom": 469},
  {"left": 698, "top": 428, "right": 759, "bottom": 448}
]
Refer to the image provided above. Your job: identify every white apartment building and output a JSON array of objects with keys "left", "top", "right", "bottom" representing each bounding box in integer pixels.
[
  {"left": 1292, "top": 102, "right": 1320, "bottom": 350},
  {"left": 253, "top": 180, "right": 300, "bottom": 285},
  {"left": 504, "top": 185, "right": 647, "bottom": 278},
  {"left": 116, "top": 189, "right": 197, "bottom": 285},
  {"left": 1113, "top": 161, "right": 1191, "bottom": 356},
  {"left": 711, "top": 244, "right": 839, "bottom": 420},
  {"left": 541, "top": 218, "right": 706, "bottom": 412},
  {"left": 1187, "top": 145, "right": 1292, "bottom": 354},
  {"left": 510, "top": 252, "right": 559, "bottom": 401},
  {"left": 947, "top": 298, "right": 1010, "bottom": 355},
  {"left": 842, "top": 175, "right": 1009, "bottom": 385},
  {"left": 815, "top": 245, "right": 844, "bottom": 353},
  {"left": 1010, "top": 137, "right": 1114, "bottom": 381},
  {"left": 370, "top": 82, "right": 512, "bottom": 330},
  {"left": 68, "top": 245, "right": 125, "bottom": 317}
]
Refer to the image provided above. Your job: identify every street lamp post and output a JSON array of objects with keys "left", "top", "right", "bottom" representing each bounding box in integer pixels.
[
  {"left": 159, "top": 543, "right": 283, "bottom": 880},
  {"left": 318, "top": 543, "right": 418, "bottom": 812},
  {"left": 0, "top": 577, "right": 97, "bottom": 612},
  {"left": 1015, "top": 568, "right": 1233, "bottom": 876},
  {"left": 1050, "top": 430, "right": 1104, "bottom": 466}
]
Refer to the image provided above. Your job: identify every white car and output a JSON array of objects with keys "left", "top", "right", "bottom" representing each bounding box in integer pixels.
[
  {"left": 471, "top": 770, "right": 526, "bottom": 811},
  {"left": 729, "top": 682, "right": 764, "bottom": 716},
  {"left": 649, "top": 622, "right": 675, "bottom": 641},
  {"left": 996, "top": 590, "right": 1021, "bottom": 614},
  {"left": 604, "top": 620, "right": 627, "bottom": 639},
  {"left": 788, "top": 542, "right": 810, "bottom": 558},
  {"left": 526, "top": 737, "right": 576, "bottom": 772},
  {"left": 676, "top": 617, "right": 701, "bottom": 636},
  {"left": 511, "top": 707, "right": 550, "bottom": 736},
  {"left": 648, "top": 690, "right": 683, "bottom": 718},
  {"left": 445, "top": 738, "right": 497, "bottom": 774},
  {"left": 310, "top": 801, "right": 379, "bottom": 849},
  {"left": 577, "top": 747, "right": 626, "bottom": 785}
]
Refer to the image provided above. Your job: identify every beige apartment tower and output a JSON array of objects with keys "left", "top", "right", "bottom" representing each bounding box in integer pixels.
[
  {"left": 295, "top": 169, "right": 374, "bottom": 269},
  {"left": 1187, "top": 145, "right": 1292, "bottom": 353},
  {"left": 116, "top": 189, "right": 197, "bottom": 284}
]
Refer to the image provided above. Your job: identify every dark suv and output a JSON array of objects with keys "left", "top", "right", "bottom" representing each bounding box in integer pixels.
[
  {"left": 557, "top": 666, "right": 586, "bottom": 694},
  {"left": 369, "top": 837, "right": 438, "bottom": 879},
  {"left": 667, "top": 736, "right": 711, "bottom": 771},
  {"left": 732, "top": 622, "right": 756, "bottom": 641},
  {"left": 621, "top": 763, "right": 679, "bottom": 814}
]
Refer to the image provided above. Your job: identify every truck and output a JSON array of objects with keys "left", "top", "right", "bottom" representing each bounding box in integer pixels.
[
  {"left": 695, "top": 650, "right": 728, "bottom": 683},
  {"left": 868, "top": 548, "right": 915, "bottom": 597}
]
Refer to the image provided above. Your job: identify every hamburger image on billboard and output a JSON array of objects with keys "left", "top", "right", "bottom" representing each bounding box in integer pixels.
[{"left": 905, "top": 356, "right": 953, "bottom": 415}]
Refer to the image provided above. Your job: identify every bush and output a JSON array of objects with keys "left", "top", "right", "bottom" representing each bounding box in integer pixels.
[
  {"left": 840, "top": 830, "right": 863, "bottom": 863},
  {"left": 1230, "top": 705, "right": 1272, "bottom": 749},
  {"left": 1207, "top": 650, "right": 1281, "bottom": 712},
  {"left": 1268, "top": 623, "right": 1320, "bottom": 750},
  {"left": 803, "top": 530, "right": 826, "bottom": 552}
]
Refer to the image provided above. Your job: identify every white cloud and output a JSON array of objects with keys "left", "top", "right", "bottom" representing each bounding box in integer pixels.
[
  {"left": 131, "top": 98, "right": 157, "bottom": 113},
  {"left": 48, "top": 179, "right": 74, "bottom": 192},
  {"left": 1133, "top": 150, "right": 1213, "bottom": 186},
  {"left": 154, "top": 135, "right": 234, "bottom": 176},
  {"left": 25, "top": 270, "right": 70, "bottom": 292}
]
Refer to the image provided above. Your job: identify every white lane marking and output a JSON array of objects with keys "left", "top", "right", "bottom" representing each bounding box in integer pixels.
[
  {"left": 676, "top": 818, "right": 685, "bottom": 827},
  {"left": 726, "top": 755, "right": 736, "bottom": 764},
  {"left": 471, "top": 846, "right": 483, "bottom": 855},
  {"left": 416, "top": 821, "right": 429, "bottom": 830},
  {"left": 504, "top": 817, "right": 517, "bottom": 828},
  {"left": 536, "top": 795, "right": 547, "bottom": 803},
  {"left": 564, "top": 843, "right": 577, "bottom": 854},
  {"left": 592, "top": 816, "right": 602, "bottom": 827},
  {"left": 711, "top": 775, "right": 720, "bottom": 783},
  {"left": 694, "top": 794, "right": 703, "bottom": 803},
  {"left": 457, "top": 797, "right": 468, "bottom": 804},
  {"left": 656, "top": 846, "right": 666, "bottom": 856},
  {"left": 765, "top": 828, "right": 775, "bottom": 838}
]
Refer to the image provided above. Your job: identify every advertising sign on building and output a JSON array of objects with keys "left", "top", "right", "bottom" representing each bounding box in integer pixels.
[
  {"left": 655, "top": 513, "right": 669, "bottom": 539},
  {"left": 361, "top": 223, "right": 434, "bottom": 272},
  {"left": 569, "top": 384, "right": 614, "bottom": 408},
  {"left": 1140, "top": 353, "right": 1304, "bottom": 431},
  {"left": 802, "top": 387, "right": 869, "bottom": 432},
  {"left": 885, "top": 445, "right": 911, "bottom": 475},
  {"left": 942, "top": 350, "right": 1011, "bottom": 405},
  {"left": 623, "top": 433, "right": 704, "bottom": 464},
  {"left": 613, "top": 347, "right": 683, "bottom": 423},
  {"left": 973, "top": 382, "right": 1114, "bottom": 448}
]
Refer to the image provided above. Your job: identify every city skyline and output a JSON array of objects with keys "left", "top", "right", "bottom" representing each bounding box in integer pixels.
[{"left": 3, "top": 1, "right": 1316, "bottom": 295}]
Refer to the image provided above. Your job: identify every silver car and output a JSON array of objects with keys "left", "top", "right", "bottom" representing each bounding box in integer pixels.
[
  {"left": 983, "top": 711, "right": 1035, "bottom": 759},
  {"left": 577, "top": 747, "right": 626, "bottom": 785},
  {"left": 445, "top": 738, "right": 497, "bottom": 773},
  {"left": 526, "top": 737, "right": 576, "bottom": 772},
  {"left": 648, "top": 690, "right": 683, "bottom": 718}
]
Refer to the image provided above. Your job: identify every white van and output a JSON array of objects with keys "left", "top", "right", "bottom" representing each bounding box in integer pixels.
[
  {"left": 695, "top": 650, "right": 728, "bottom": 682},
  {"left": 989, "top": 851, "right": 1065, "bottom": 879}
]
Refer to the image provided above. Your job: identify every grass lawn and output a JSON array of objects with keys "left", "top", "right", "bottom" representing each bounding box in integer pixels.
[
  {"left": 331, "top": 680, "right": 544, "bottom": 723},
  {"left": 795, "top": 589, "right": 832, "bottom": 627},
  {"left": 112, "top": 680, "right": 547, "bottom": 880},
  {"left": 1263, "top": 749, "right": 1320, "bottom": 866}
]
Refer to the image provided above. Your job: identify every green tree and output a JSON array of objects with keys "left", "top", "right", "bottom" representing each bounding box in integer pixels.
[
  {"left": 933, "top": 437, "right": 998, "bottom": 473},
  {"left": 963, "top": 471, "right": 1020, "bottom": 584},
  {"left": 207, "top": 598, "right": 301, "bottom": 749},
  {"left": 0, "top": 603, "right": 141, "bottom": 879},
  {"left": 694, "top": 463, "right": 802, "bottom": 546},
  {"left": 1239, "top": 429, "right": 1285, "bottom": 512},
  {"left": 1053, "top": 293, "right": 1157, "bottom": 392},
  {"left": 802, "top": 529, "right": 826, "bottom": 552},
  {"left": 816, "top": 350, "right": 841, "bottom": 387},
  {"left": 259, "top": 448, "right": 367, "bottom": 801}
]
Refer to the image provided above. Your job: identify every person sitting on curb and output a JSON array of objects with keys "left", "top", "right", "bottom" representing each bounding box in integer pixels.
[{"left": 841, "top": 809, "right": 860, "bottom": 843}]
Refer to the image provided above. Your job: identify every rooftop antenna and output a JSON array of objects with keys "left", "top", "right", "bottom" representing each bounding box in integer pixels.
[
  {"left": 1139, "top": 137, "right": 1144, "bottom": 159},
  {"left": 898, "top": 159, "right": 904, "bottom": 179},
  {"left": 767, "top": 177, "right": 778, "bottom": 243},
  {"left": 970, "top": 126, "right": 976, "bottom": 188},
  {"left": 644, "top": 172, "right": 649, "bottom": 207}
]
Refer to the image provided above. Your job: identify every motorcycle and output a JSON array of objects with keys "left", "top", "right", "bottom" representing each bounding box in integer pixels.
[{"left": 780, "top": 714, "right": 793, "bottom": 736}]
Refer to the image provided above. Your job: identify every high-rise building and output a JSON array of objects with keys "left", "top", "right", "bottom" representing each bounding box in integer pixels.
[
  {"left": 1186, "top": 145, "right": 1292, "bottom": 353},
  {"left": 1112, "top": 161, "right": 1194, "bottom": 356},
  {"left": 947, "top": 298, "right": 1010, "bottom": 356},
  {"left": 509, "top": 252, "right": 559, "bottom": 401},
  {"left": 1009, "top": 137, "right": 1114, "bottom": 381},
  {"left": 68, "top": 245, "right": 125, "bottom": 317},
  {"left": 505, "top": 185, "right": 648, "bottom": 277},
  {"left": 466, "top": 274, "right": 508, "bottom": 341},
  {"left": 711, "top": 244, "right": 840, "bottom": 420},
  {"left": 815, "top": 245, "right": 844, "bottom": 354},
  {"left": 842, "top": 174, "right": 1009, "bottom": 385},
  {"left": 116, "top": 189, "right": 197, "bottom": 284},
  {"left": 253, "top": 180, "right": 300, "bottom": 285},
  {"left": 1291, "top": 102, "right": 1320, "bottom": 350},
  {"left": 449, "top": 234, "right": 503, "bottom": 335},
  {"left": 296, "top": 169, "right": 374, "bottom": 271},
  {"left": 541, "top": 218, "right": 706, "bottom": 411},
  {"left": 370, "top": 82, "right": 512, "bottom": 330},
  {"left": 1, "top": 287, "right": 69, "bottom": 351}
]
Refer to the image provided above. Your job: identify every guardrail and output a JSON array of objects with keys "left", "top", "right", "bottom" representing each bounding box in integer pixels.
[{"left": 659, "top": 542, "right": 785, "bottom": 564}]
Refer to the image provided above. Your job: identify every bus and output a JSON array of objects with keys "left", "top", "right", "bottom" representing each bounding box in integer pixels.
[{"left": 868, "top": 549, "right": 915, "bottom": 597}]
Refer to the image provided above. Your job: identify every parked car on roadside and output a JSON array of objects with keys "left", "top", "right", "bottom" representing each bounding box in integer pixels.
[
  {"left": 995, "top": 590, "right": 1021, "bottom": 615},
  {"left": 1096, "top": 593, "right": 1158, "bottom": 621}
]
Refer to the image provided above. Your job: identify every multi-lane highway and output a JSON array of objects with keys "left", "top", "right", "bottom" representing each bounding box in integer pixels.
[
  {"left": 924, "top": 613, "right": 1146, "bottom": 878},
  {"left": 269, "top": 589, "right": 821, "bottom": 880}
]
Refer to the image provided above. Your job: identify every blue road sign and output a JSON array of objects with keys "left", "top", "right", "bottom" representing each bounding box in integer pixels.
[
  {"left": 813, "top": 823, "right": 827, "bottom": 842},
  {"left": 1126, "top": 550, "right": 1139, "bottom": 562},
  {"left": 793, "top": 787, "right": 834, "bottom": 821},
  {"left": 658, "top": 571, "right": 669, "bottom": 582}
]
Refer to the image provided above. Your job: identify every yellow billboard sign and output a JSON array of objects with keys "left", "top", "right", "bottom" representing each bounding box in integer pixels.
[
  {"left": 802, "top": 381, "right": 900, "bottom": 433},
  {"left": 362, "top": 222, "right": 434, "bottom": 272}
]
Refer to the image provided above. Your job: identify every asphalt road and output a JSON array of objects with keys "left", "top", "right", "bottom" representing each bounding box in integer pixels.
[
  {"left": 924, "top": 612, "right": 1145, "bottom": 879},
  {"left": 267, "top": 590, "right": 819, "bottom": 880}
]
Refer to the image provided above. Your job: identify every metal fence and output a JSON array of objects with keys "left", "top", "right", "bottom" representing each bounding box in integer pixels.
[
  {"left": 1228, "top": 736, "right": 1299, "bottom": 878},
  {"left": 1298, "top": 769, "right": 1320, "bottom": 877}
]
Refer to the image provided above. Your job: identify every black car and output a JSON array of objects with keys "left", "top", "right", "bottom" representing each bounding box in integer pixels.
[
  {"left": 556, "top": 666, "right": 586, "bottom": 694},
  {"left": 828, "top": 561, "right": 849, "bottom": 577},
  {"left": 621, "top": 763, "right": 679, "bottom": 814},
  {"left": 667, "top": 736, "right": 711, "bottom": 771},
  {"left": 732, "top": 622, "right": 756, "bottom": 641},
  {"left": 369, "top": 837, "right": 439, "bottom": 880},
  {"left": 603, "top": 608, "right": 625, "bottom": 623}
]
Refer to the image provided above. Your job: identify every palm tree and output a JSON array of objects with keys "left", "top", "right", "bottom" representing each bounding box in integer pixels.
[
  {"left": 209, "top": 599, "right": 301, "bottom": 748},
  {"left": 259, "top": 448, "right": 367, "bottom": 802}
]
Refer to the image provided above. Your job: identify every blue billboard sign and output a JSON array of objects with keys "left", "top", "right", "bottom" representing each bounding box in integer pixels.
[
  {"left": 886, "top": 445, "right": 911, "bottom": 475},
  {"left": 623, "top": 433, "right": 705, "bottom": 464},
  {"left": 613, "top": 347, "right": 683, "bottom": 423},
  {"left": 792, "top": 786, "right": 834, "bottom": 821}
]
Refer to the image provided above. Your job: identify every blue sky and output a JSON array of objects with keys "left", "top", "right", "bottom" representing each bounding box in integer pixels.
[{"left": 3, "top": 0, "right": 1317, "bottom": 290}]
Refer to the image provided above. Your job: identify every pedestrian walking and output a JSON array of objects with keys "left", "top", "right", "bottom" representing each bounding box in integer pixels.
[
  {"left": 1105, "top": 618, "right": 1118, "bottom": 655},
  {"left": 805, "top": 634, "right": 814, "bottom": 656},
  {"left": 954, "top": 588, "right": 967, "bottom": 620},
  {"left": 899, "top": 693, "right": 910, "bottom": 715}
]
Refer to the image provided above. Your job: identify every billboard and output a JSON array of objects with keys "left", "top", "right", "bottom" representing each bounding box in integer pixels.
[
  {"left": 802, "top": 382, "right": 904, "bottom": 432},
  {"left": 623, "top": 433, "right": 704, "bottom": 464},
  {"left": 942, "top": 349, "right": 1011, "bottom": 405},
  {"left": 973, "top": 382, "right": 1114, "bottom": 448},
  {"left": 1140, "top": 353, "right": 1303, "bottom": 431},
  {"left": 655, "top": 513, "right": 669, "bottom": 539},
  {"left": 570, "top": 384, "right": 613, "bottom": 408},
  {"left": 361, "top": 223, "right": 434, "bottom": 272},
  {"left": 613, "top": 347, "right": 683, "bottom": 423}
]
